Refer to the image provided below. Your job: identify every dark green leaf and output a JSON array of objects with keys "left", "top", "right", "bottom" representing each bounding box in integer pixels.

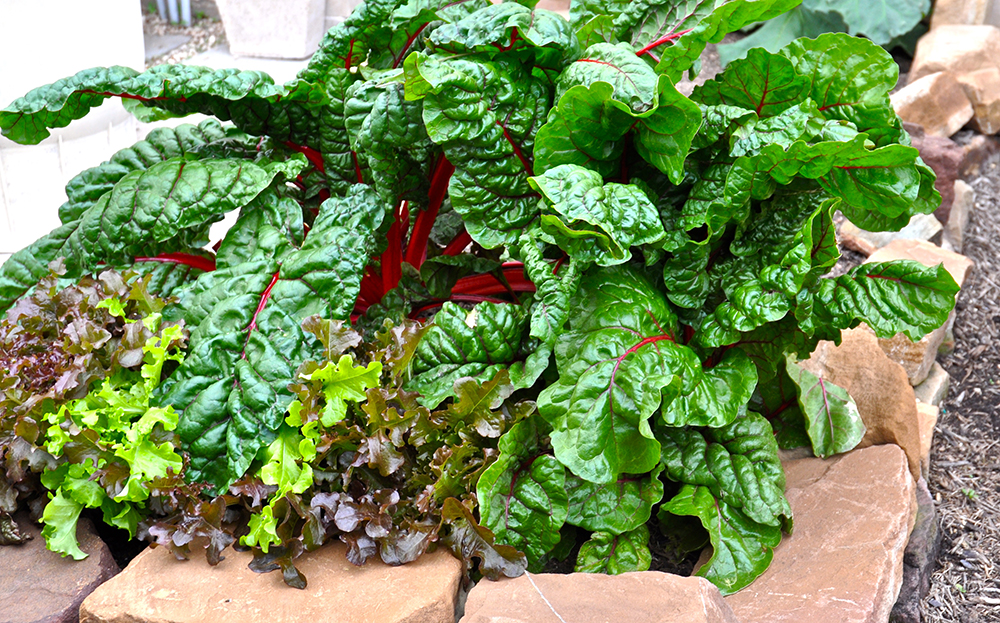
[
  {"left": 565, "top": 464, "right": 664, "bottom": 533},
  {"left": 785, "top": 356, "right": 865, "bottom": 458},
  {"left": 574, "top": 525, "right": 651, "bottom": 574}
]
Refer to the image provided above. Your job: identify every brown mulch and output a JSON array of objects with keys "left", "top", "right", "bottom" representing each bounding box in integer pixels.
[
  {"left": 924, "top": 153, "right": 1000, "bottom": 622},
  {"left": 143, "top": 11, "right": 225, "bottom": 68}
]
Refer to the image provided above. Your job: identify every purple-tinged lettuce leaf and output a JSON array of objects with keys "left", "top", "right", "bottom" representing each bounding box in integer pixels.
[
  {"left": 662, "top": 483, "right": 782, "bottom": 594},
  {"left": 784, "top": 356, "right": 864, "bottom": 457},
  {"left": 574, "top": 525, "right": 652, "bottom": 574},
  {"left": 564, "top": 464, "right": 664, "bottom": 533},
  {"left": 477, "top": 417, "right": 568, "bottom": 570},
  {"left": 658, "top": 411, "right": 791, "bottom": 528},
  {"left": 441, "top": 497, "right": 528, "bottom": 579}
]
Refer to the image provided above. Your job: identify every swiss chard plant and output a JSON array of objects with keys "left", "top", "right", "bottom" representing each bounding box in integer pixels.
[{"left": 0, "top": 0, "right": 958, "bottom": 593}]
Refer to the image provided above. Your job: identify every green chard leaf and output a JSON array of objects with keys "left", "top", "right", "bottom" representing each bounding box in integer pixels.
[
  {"left": 156, "top": 186, "right": 384, "bottom": 490},
  {"left": 612, "top": 0, "right": 802, "bottom": 82},
  {"left": 477, "top": 418, "right": 568, "bottom": 571},
  {"left": 530, "top": 164, "right": 666, "bottom": 266},
  {"left": 658, "top": 411, "right": 791, "bottom": 528},
  {"left": 0, "top": 156, "right": 303, "bottom": 315},
  {"left": 784, "top": 356, "right": 865, "bottom": 458},
  {"left": 691, "top": 48, "right": 807, "bottom": 118},
  {"left": 565, "top": 464, "right": 665, "bottom": 533},
  {"left": 574, "top": 525, "right": 652, "bottom": 574},
  {"left": 406, "top": 302, "right": 527, "bottom": 408},
  {"left": 661, "top": 484, "right": 782, "bottom": 594}
]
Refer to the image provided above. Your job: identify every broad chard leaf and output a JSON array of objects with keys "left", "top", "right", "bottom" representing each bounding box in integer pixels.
[
  {"left": 0, "top": 156, "right": 303, "bottom": 314},
  {"left": 784, "top": 356, "right": 864, "bottom": 457},
  {"left": 477, "top": 418, "right": 568, "bottom": 570},
  {"left": 658, "top": 411, "right": 791, "bottom": 528},
  {"left": 156, "top": 187, "right": 383, "bottom": 490},
  {"left": 565, "top": 464, "right": 664, "bottom": 533},
  {"left": 406, "top": 302, "right": 528, "bottom": 408},
  {"left": 574, "top": 525, "right": 652, "bottom": 574},
  {"left": 661, "top": 483, "right": 782, "bottom": 594}
]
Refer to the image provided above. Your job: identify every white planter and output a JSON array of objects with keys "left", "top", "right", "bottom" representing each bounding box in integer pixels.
[
  {"left": 0, "top": 0, "right": 143, "bottom": 254},
  {"left": 217, "top": 0, "right": 326, "bottom": 60}
]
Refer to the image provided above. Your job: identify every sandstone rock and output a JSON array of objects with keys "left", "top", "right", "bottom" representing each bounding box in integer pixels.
[
  {"left": 959, "top": 133, "right": 1000, "bottom": 177},
  {"left": 865, "top": 321, "right": 949, "bottom": 387},
  {"left": 892, "top": 72, "right": 974, "bottom": 138},
  {"left": 79, "top": 542, "right": 462, "bottom": 623},
  {"left": 801, "top": 328, "right": 922, "bottom": 481},
  {"left": 866, "top": 239, "right": 975, "bottom": 287},
  {"left": 2, "top": 513, "right": 119, "bottom": 623},
  {"left": 909, "top": 25, "right": 1000, "bottom": 84},
  {"left": 460, "top": 572, "right": 740, "bottom": 623},
  {"left": 916, "top": 402, "right": 940, "bottom": 476},
  {"left": 913, "top": 361, "right": 951, "bottom": 406},
  {"left": 890, "top": 478, "right": 941, "bottom": 623},
  {"left": 931, "top": 0, "right": 991, "bottom": 28},
  {"left": 956, "top": 67, "right": 1000, "bottom": 133},
  {"left": 942, "top": 179, "right": 974, "bottom": 252},
  {"left": 726, "top": 445, "right": 916, "bottom": 623},
  {"left": 902, "top": 123, "right": 963, "bottom": 222},
  {"left": 839, "top": 213, "right": 942, "bottom": 253}
]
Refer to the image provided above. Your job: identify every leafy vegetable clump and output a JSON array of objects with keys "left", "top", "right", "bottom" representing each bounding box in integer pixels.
[{"left": 0, "top": 0, "right": 957, "bottom": 593}]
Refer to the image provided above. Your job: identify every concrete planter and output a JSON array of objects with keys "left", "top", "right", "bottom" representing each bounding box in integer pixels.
[
  {"left": 0, "top": 0, "right": 143, "bottom": 255},
  {"left": 216, "top": 0, "right": 326, "bottom": 60}
]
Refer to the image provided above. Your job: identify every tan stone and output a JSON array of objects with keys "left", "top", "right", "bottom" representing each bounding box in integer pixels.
[
  {"left": 909, "top": 26, "right": 1000, "bottom": 84},
  {"left": 943, "top": 180, "right": 974, "bottom": 253},
  {"left": 866, "top": 239, "right": 975, "bottom": 287},
  {"left": 800, "top": 328, "right": 922, "bottom": 480},
  {"left": 931, "top": 0, "right": 991, "bottom": 28},
  {"left": 917, "top": 401, "right": 940, "bottom": 476},
  {"left": 913, "top": 361, "right": 951, "bottom": 406},
  {"left": 892, "top": 72, "right": 974, "bottom": 137},
  {"left": 1, "top": 514, "right": 119, "bottom": 623},
  {"left": 726, "top": 445, "right": 916, "bottom": 623},
  {"left": 864, "top": 319, "right": 948, "bottom": 386},
  {"left": 956, "top": 68, "right": 1000, "bottom": 133},
  {"left": 460, "top": 572, "right": 740, "bottom": 623},
  {"left": 80, "top": 542, "right": 462, "bottom": 623},
  {"left": 839, "top": 213, "right": 942, "bottom": 253}
]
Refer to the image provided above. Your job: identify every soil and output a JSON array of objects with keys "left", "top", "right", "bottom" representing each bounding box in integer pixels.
[{"left": 924, "top": 151, "right": 1000, "bottom": 622}]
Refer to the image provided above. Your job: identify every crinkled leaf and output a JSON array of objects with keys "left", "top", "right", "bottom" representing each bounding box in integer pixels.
[
  {"left": 406, "top": 302, "right": 527, "bottom": 408},
  {"left": 801, "top": 261, "right": 959, "bottom": 341},
  {"left": 661, "top": 349, "right": 757, "bottom": 426},
  {"left": 661, "top": 484, "right": 782, "bottom": 594},
  {"left": 658, "top": 411, "right": 791, "bottom": 527},
  {"left": 441, "top": 497, "right": 527, "bottom": 579},
  {"left": 41, "top": 489, "right": 87, "bottom": 560},
  {"left": 299, "top": 355, "right": 383, "bottom": 426},
  {"left": 156, "top": 187, "right": 383, "bottom": 490},
  {"left": 565, "top": 464, "right": 664, "bottom": 533},
  {"left": 477, "top": 418, "right": 568, "bottom": 570},
  {"left": 692, "top": 48, "right": 807, "bottom": 118},
  {"left": 574, "top": 525, "right": 651, "bottom": 574},
  {"left": 0, "top": 157, "right": 303, "bottom": 315},
  {"left": 531, "top": 164, "right": 666, "bottom": 266},
  {"left": 785, "top": 356, "right": 865, "bottom": 458}
]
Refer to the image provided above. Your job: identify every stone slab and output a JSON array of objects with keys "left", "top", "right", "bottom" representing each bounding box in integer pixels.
[
  {"left": 917, "top": 402, "right": 940, "bottom": 476},
  {"left": 460, "top": 572, "right": 740, "bottom": 623},
  {"left": 914, "top": 361, "right": 951, "bottom": 406},
  {"left": 726, "top": 445, "right": 916, "bottom": 623},
  {"left": 79, "top": 542, "right": 462, "bottom": 623},
  {"left": 802, "top": 328, "right": 923, "bottom": 481},
  {"left": 216, "top": 0, "right": 326, "bottom": 59},
  {"left": 909, "top": 25, "right": 1000, "bottom": 84},
  {"left": 867, "top": 319, "right": 949, "bottom": 387},
  {"left": 889, "top": 478, "right": 941, "bottom": 623},
  {"left": 931, "top": 0, "right": 991, "bottom": 28},
  {"left": 892, "top": 72, "right": 974, "bottom": 138},
  {"left": 839, "top": 213, "right": 942, "bottom": 254},
  {"left": 956, "top": 67, "right": 1000, "bottom": 133},
  {"left": 143, "top": 33, "right": 191, "bottom": 61},
  {"left": 943, "top": 179, "right": 974, "bottom": 253},
  {"left": 1, "top": 513, "right": 119, "bottom": 623},
  {"left": 902, "top": 123, "right": 963, "bottom": 223}
]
